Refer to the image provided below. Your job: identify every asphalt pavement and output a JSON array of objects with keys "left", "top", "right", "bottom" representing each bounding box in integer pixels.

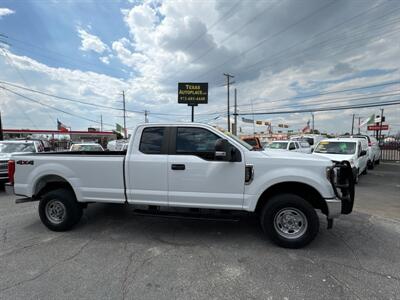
[{"left": 0, "top": 162, "right": 399, "bottom": 299}]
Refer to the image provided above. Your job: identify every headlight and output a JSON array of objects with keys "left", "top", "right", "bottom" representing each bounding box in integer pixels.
[
  {"left": 347, "top": 159, "right": 355, "bottom": 168},
  {"left": 326, "top": 166, "right": 332, "bottom": 181}
]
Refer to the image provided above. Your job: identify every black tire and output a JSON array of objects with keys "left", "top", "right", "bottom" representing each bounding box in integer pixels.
[
  {"left": 375, "top": 159, "right": 380, "bottom": 165},
  {"left": 368, "top": 160, "right": 375, "bottom": 170},
  {"left": 362, "top": 166, "right": 368, "bottom": 175},
  {"left": 260, "top": 194, "right": 319, "bottom": 249},
  {"left": 354, "top": 171, "right": 359, "bottom": 184},
  {"left": 39, "top": 188, "right": 83, "bottom": 231}
]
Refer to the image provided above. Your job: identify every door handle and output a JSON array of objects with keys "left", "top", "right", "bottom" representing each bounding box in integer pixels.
[{"left": 171, "top": 164, "right": 185, "bottom": 170}]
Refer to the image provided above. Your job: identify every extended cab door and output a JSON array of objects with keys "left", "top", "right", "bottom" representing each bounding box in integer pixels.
[
  {"left": 126, "top": 126, "right": 169, "bottom": 205},
  {"left": 167, "top": 126, "right": 245, "bottom": 209}
]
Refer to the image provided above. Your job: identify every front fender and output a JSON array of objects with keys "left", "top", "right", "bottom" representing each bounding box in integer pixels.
[{"left": 244, "top": 167, "right": 334, "bottom": 211}]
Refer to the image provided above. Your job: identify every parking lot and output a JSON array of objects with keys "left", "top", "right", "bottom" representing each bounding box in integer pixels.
[{"left": 0, "top": 162, "right": 399, "bottom": 300}]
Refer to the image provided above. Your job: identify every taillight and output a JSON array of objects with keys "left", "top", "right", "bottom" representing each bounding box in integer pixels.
[
  {"left": 368, "top": 142, "right": 372, "bottom": 146},
  {"left": 8, "top": 160, "right": 15, "bottom": 185}
]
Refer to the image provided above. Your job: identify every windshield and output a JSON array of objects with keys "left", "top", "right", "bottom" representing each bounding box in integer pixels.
[
  {"left": 314, "top": 141, "right": 356, "bottom": 154},
  {"left": 300, "top": 142, "right": 310, "bottom": 148},
  {"left": 0, "top": 142, "right": 36, "bottom": 153},
  {"left": 268, "top": 142, "right": 288, "bottom": 149},
  {"left": 70, "top": 144, "right": 103, "bottom": 151}
]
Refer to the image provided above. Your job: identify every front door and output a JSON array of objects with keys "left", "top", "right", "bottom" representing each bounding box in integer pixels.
[{"left": 168, "top": 127, "right": 245, "bottom": 210}]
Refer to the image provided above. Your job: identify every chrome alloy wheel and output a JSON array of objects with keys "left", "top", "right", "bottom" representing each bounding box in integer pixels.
[
  {"left": 45, "top": 199, "right": 66, "bottom": 224},
  {"left": 273, "top": 207, "right": 308, "bottom": 239}
]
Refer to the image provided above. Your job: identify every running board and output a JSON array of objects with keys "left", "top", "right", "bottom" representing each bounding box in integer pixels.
[
  {"left": 132, "top": 208, "right": 241, "bottom": 222},
  {"left": 15, "top": 197, "right": 36, "bottom": 204}
]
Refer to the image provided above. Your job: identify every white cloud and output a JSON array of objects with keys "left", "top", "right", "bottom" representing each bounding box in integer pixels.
[
  {"left": 0, "top": 8, "right": 15, "bottom": 18},
  {"left": 99, "top": 55, "right": 111, "bottom": 65},
  {"left": 77, "top": 27, "right": 109, "bottom": 54}
]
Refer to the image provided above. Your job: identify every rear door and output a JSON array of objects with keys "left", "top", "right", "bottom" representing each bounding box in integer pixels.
[
  {"left": 126, "top": 126, "right": 169, "bottom": 205},
  {"left": 167, "top": 126, "right": 245, "bottom": 209}
]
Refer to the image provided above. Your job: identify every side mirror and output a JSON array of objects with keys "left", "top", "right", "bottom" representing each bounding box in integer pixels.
[
  {"left": 360, "top": 150, "right": 367, "bottom": 157},
  {"left": 215, "top": 138, "right": 232, "bottom": 161}
]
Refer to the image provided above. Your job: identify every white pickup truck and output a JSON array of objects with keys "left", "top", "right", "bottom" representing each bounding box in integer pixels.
[{"left": 6, "top": 123, "right": 355, "bottom": 248}]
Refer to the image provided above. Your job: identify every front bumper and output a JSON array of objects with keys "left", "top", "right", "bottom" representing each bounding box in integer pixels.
[
  {"left": 328, "top": 161, "right": 355, "bottom": 215},
  {"left": 326, "top": 198, "right": 342, "bottom": 218}
]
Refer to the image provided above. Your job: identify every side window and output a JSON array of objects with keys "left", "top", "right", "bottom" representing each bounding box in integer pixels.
[
  {"left": 176, "top": 127, "right": 219, "bottom": 160},
  {"left": 139, "top": 127, "right": 165, "bottom": 154},
  {"left": 289, "top": 142, "right": 296, "bottom": 150},
  {"left": 295, "top": 142, "right": 299, "bottom": 149}
]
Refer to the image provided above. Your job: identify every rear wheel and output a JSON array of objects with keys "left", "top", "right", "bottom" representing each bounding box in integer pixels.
[
  {"left": 375, "top": 159, "right": 380, "bottom": 165},
  {"left": 260, "top": 194, "right": 319, "bottom": 249},
  {"left": 39, "top": 188, "right": 82, "bottom": 231}
]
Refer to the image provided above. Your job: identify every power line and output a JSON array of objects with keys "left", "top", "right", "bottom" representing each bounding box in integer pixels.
[
  {"left": 238, "top": 99, "right": 400, "bottom": 116},
  {"left": 188, "top": 2, "right": 275, "bottom": 66},
  {"left": 194, "top": 0, "right": 336, "bottom": 81},
  {"left": 238, "top": 80, "right": 400, "bottom": 108},
  {"left": 0, "top": 86, "right": 115, "bottom": 126},
  {"left": 0, "top": 80, "right": 144, "bottom": 113},
  {"left": 234, "top": 3, "right": 397, "bottom": 81},
  {"left": 178, "top": 0, "right": 241, "bottom": 54},
  {"left": 250, "top": 91, "right": 400, "bottom": 112}
]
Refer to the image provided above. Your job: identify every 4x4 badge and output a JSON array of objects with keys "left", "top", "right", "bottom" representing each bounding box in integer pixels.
[{"left": 16, "top": 160, "right": 34, "bottom": 165}]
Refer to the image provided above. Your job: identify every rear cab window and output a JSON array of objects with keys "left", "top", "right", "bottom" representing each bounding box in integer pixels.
[{"left": 139, "top": 127, "right": 167, "bottom": 154}]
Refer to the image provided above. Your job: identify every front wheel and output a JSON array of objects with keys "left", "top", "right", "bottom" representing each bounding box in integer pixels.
[
  {"left": 260, "top": 194, "right": 319, "bottom": 248},
  {"left": 39, "top": 188, "right": 83, "bottom": 231}
]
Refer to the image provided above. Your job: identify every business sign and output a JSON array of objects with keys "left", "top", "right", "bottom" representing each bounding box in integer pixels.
[
  {"left": 178, "top": 82, "right": 208, "bottom": 104},
  {"left": 367, "top": 124, "right": 389, "bottom": 131}
]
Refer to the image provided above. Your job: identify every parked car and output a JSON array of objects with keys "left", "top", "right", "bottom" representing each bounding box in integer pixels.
[
  {"left": 241, "top": 136, "right": 263, "bottom": 150},
  {"left": 291, "top": 134, "right": 326, "bottom": 150},
  {"left": 0, "top": 140, "right": 45, "bottom": 184},
  {"left": 312, "top": 138, "right": 368, "bottom": 183},
  {"left": 69, "top": 143, "right": 104, "bottom": 152},
  {"left": 6, "top": 123, "right": 355, "bottom": 248},
  {"left": 265, "top": 140, "right": 311, "bottom": 153},
  {"left": 107, "top": 139, "right": 129, "bottom": 151},
  {"left": 339, "top": 135, "right": 381, "bottom": 169}
]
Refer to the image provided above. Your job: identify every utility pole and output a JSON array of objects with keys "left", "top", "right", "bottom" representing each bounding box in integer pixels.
[
  {"left": 122, "top": 91, "right": 127, "bottom": 138},
  {"left": 358, "top": 117, "right": 361, "bottom": 134},
  {"left": 351, "top": 113, "right": 355, "bottom": 135},
  {"left": 233, "top": 88, "right": 238, "bottom": 135},
  {"left": 311, "top": 113, "right": 315, "bottom": 134},
  {"left": 223, "top": 73, "right": 234, "bottom": 132},
  {"left": 144, "top": 110, "right": 149, "bottom": 123},
  {"left": 100, "top": 115, "right": 103, "bottom": 132},
  {"left": 0, "top": 111, "right": 3, "bottom": 141},
  {"left": 379, "top": 108, "right": 384, "bottom": 143}
]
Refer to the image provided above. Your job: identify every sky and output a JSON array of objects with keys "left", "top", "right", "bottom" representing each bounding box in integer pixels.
[{"left": 0, "top": 0, "right": 399, "bottom": 136}]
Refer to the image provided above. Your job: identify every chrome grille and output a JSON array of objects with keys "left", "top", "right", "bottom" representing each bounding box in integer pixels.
[{"left": 0, "top": 160, "right": 8, "bottom": 172}]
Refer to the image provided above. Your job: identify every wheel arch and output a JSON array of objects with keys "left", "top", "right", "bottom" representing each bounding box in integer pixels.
[
  {"left": 255, "top": 181, "right": 328, "bottom": 216},
  {"left": 33, "top": 174, "right": 76, "bottom": 200}
]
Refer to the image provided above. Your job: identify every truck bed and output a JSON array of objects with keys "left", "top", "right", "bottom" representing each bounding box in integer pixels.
[{"left": 13, "top": 152, "right": 127, "bottom": 203}]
